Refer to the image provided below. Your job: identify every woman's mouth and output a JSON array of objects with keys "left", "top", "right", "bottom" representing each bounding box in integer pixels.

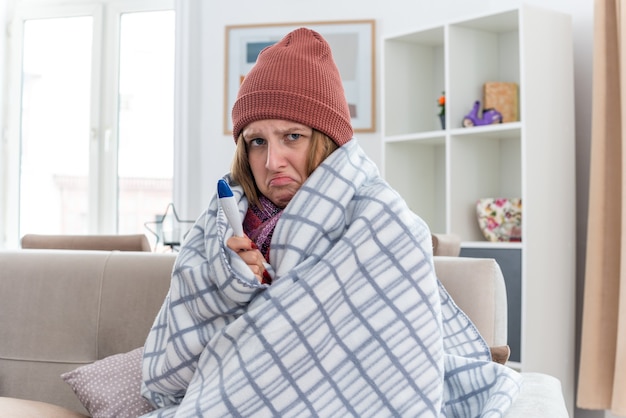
[{"left": 269, "top": 176, "right": 294, "bottom": 187}]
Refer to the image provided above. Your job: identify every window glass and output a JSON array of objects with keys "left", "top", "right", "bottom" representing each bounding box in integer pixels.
[
  {"left": 19, "top": 16, "right": 93, "bottom": 235},
  {"left": 117, "top": 10, "right": 175, "bottom": 237}
]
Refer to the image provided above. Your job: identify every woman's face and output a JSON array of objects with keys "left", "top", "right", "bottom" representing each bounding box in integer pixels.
[{"left": 242, "top": 119, "right": 313, "bottom": 208}]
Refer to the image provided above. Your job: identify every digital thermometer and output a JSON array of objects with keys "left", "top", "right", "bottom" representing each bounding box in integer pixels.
[{"left": 217, "top": 179, "right": 244, "bottom": 237}]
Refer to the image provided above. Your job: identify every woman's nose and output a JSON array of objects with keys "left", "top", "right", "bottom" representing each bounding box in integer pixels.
[{"left": 265, "top": 141, "right": 285, "bottom": 169}]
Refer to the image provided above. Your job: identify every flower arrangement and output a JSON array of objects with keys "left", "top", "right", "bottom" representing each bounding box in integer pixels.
[{"left": 438, "top": 92, "right": 445, "bottom": 116}]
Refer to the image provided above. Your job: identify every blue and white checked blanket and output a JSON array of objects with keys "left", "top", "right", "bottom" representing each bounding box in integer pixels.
[{"left": 141, "top": 139, "right": 521, "bottom": 417}]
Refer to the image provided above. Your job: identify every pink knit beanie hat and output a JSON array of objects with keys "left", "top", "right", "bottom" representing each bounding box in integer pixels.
[{"left": 231, "top": 28, "right": 353, "bottom": 146}]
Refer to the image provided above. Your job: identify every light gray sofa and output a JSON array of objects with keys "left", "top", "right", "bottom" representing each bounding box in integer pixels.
[{"left": 0, "top": 248, "right": 568, "bottom": 417}]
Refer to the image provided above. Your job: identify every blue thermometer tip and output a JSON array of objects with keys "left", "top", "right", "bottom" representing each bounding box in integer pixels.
[{"left": 217, "top": 179, "right": 234, "bottom": 198}]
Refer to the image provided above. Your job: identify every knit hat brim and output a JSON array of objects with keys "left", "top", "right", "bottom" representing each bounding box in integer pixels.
[{"left": 233, "top": 90, "right": 353, "bottom": 146}]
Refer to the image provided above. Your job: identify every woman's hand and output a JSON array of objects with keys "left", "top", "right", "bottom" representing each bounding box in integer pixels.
[{"left": 226, "top": 236, "right": 269, "bottom": 283}]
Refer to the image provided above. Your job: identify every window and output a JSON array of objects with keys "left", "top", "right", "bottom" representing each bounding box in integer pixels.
[
  {"left": 3, "top": 0, "right": 175, "bottom": 247},
  {"left": 117, "top": 9, "right": 175, "bottom": 236},
  {"left": 19, "top": 15, "right": 93, "bottom": 234}
]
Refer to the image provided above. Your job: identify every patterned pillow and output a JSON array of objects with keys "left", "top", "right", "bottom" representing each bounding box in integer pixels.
[{"left": 61, "top": 347, "right": 155, "bottom": 418}]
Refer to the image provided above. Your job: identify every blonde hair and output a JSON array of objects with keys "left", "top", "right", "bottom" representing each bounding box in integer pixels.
[{"left": 231, "top": 129, "right": 339, "bottom": 208}]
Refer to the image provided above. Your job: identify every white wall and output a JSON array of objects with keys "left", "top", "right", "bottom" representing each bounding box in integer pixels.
[
  {"left": 179, "top": 0, "right": 597, "bottom": 417},
  {"left": 180, "top": 0, "right": 593, "bottom": 219}
]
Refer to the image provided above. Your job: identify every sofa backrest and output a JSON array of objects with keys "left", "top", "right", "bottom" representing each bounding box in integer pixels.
[
  {"left": 20, "top": 234, "right": 152, "bottom": 252},
  {"left": 0, "top": 250, "right": 175, "bottom": 413}
]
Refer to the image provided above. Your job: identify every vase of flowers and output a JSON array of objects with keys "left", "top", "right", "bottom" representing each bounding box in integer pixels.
[{"left": 438, "top": 92, "right": 446, "bottom": 129}]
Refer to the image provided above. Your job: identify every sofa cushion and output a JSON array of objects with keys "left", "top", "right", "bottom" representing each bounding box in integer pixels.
[
  {"left": 0, "top": 397, "right": 88, "bottom": 417},
  {"left": 61, "top": 347, "right": 155, "bottom": 418}
]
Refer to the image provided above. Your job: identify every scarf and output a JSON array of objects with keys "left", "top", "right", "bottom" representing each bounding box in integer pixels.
[{"left": 243, "top": 194, "right": 283, "bottom": 261}]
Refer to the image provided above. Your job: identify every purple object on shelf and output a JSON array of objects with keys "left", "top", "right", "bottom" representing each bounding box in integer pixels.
[{"left": 462, "top": 100, "right": 503, "bottom": 127}]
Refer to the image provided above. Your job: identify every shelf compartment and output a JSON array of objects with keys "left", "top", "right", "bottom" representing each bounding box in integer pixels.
[
  {"left": 383, "top": 27, "right": 444, "bottom": 136},
  {"left": 384, "top": 140, "right": 446, "bottom": 233},
  {"left": 448, "top": 10, "right": 520, "bottom": 131},
  {"left": 448, "top": 131, "right": 521, "bottom": 241}
]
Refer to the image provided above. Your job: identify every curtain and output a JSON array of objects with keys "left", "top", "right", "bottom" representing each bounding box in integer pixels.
[{"left": 577, "top": 0, "right": 626, "bottom": 414}]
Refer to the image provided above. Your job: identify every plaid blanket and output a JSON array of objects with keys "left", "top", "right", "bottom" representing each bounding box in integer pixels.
[{"left": 141, "top": 139, "right": 521, "bottom": 417}]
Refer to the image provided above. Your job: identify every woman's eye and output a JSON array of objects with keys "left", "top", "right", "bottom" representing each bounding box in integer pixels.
[
  {"left": 287, "top": 133, "right": 301, "bottom": 141},
  {"left": 249, "top": 138, "right": 265, "bottom": 147}
]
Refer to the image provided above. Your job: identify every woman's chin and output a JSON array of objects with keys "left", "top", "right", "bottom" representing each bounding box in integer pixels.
[{"left": 267, "top": 189, "right": 298, "bottom": 208}]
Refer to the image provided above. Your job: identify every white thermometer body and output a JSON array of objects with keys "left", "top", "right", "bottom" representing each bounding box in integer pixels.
[{"left": 217, "top": 179, "right": 244, "bottom": 237}]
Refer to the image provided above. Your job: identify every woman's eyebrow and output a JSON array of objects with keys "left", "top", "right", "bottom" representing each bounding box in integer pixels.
[
  {"left": 277, "top": 125, "right": 309, "bottom": 134},
  {"left": 244, "top": 124, "right": 309, "bottom": 138},
  {"left": 242, "top": 129, "right": 262, "bottom": 139}
]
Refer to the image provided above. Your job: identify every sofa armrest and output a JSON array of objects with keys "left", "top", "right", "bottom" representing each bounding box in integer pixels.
[
  {"left": 506, "top": 373, "right": 569, "bottom": 417},
  {"left": 434, "top": 256, "right": 507, "bottom": 347}
]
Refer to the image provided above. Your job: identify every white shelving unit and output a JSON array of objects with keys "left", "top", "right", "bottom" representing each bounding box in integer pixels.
[{"left": 382, "top": 4, "right": 576, "bottom": 414}]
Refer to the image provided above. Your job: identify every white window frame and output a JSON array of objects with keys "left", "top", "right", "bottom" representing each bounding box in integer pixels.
[{"left": 2, "top": 0, "right": 174, "bottom": 248}]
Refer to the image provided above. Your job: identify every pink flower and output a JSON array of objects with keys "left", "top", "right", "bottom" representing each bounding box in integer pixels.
[
  {"left": 486, "top": 217, "right": 499, "bottom": 230},
  {"left": 494, "top": 198, "right": 508, "bottom": 207}
]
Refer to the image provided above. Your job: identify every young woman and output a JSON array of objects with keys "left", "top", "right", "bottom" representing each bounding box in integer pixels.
[{"left": 141, "top": 28, "right": 520, "bottom": 417}]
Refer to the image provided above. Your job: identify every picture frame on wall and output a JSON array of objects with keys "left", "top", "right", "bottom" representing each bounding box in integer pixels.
[{"left": 224, "top": 20, "right": 376, "bottom": 135}]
